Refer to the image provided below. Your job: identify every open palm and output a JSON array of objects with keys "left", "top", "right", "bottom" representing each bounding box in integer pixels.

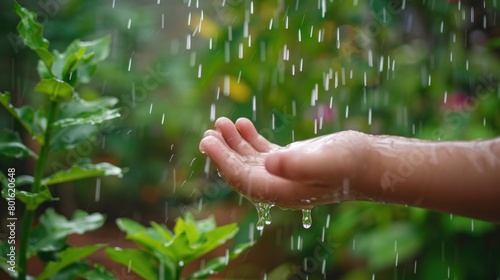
[{"left": 199, "top": 117, "right": 369, "bottom": 209}]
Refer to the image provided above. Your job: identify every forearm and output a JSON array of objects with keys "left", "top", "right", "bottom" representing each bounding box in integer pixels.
[{"left": 359, "top": 135, "right": 500, "bottom": 223}]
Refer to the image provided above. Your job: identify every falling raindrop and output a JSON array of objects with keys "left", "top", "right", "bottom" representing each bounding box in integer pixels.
[
  {"left": 95, "top": 178, "right": 101, "bottom": 202},
  {"left": 302, "top": 209, "right": 312, "bottom": 229},
  {"left": 368, "top": 108, "right": 372, "bottom": 125}
]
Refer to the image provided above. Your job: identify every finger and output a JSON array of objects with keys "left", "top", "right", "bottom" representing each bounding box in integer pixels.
[
  {"left": 199, "top": 135, "right": 250, "bottom": 187},
  {"left": 215, "top": 117, "right": 258, "bottom": 156},
  {"left": 203, "top": 129, "right": 230, "bottom": 150},
  {"left": 240, "top": 170, "right": 341, "bottom": 209},
  {"left": 235, "top": 118, "right": 279, "bottom": 152}
]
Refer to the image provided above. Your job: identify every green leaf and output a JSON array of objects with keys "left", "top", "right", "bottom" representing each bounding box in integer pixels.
[
  {"left": 0, "top": 130, "right": 37, "bottom": 159},
  {"left": 187, "top": 223, "right": 239, "bottom": 263},
  {"left": 117, "top": 219, "right": 177, "bottom": 260},
  {"left": 442, "top": 215, "right": 495, "bottom": 235},
  {"left": 0, "top": 92, "right": 46, "bottom": 143},
  {"left": 49, "top": 262, "right": 90, "bottom": 280},
  {"left": 35, "top": 78, "right": 74, "bottom": 100},
  {"left": 167, "top": 220, "right": 239, "bottom": 264},
  {"left": 105, "top": 248, "right": 158, "bottom": 280},
  {"left": 49, "top": 96, "right": 119, "bottom": 150},
  {"left": 36, "top": 245, "right": 104, "bottom": 280},
  {"left": 53, "top": 108, "right": 120, "bottom": 127},
  {"left": 71, "top": 36, "right": 111, "bottom": 84},
  {"left": 174, "top": 215, "right": 201, "bottom": 246},
  {"left": 15, "top": 187, "right": 55, "bottom": 211},
  {"left": 81, "top": 264, "right": 117, "bottom": 280},
  {"left": 116, "top": 218, "right": 147, "bottom": 236},
  {"left": 62, "top": 47, "right": 87, "bottom": 82},
  {"left": 28, "top": 209, "right": 105, "bottom": 256},
  {"left": 54, "top": 96, "right": 120, "bottom": 128},
  {"left": 14, "top": 1, "right": 54, "bottom": 72},
  {"left": 188, "top": 242, "right": 253, "bottom": 279},
  {"left": 50, "top": 124, "right": 97, "bottom": 150},
  {"left": 51, "top": 36, "right": 111, "bottom": 84},
  {"left": 41, "top": 162, "right": 123, "bottom": 186},
  {"left": 150, "top": 222, "right": 174, "bottom": 243}
]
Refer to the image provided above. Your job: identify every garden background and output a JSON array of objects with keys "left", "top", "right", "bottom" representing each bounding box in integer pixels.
[{"left": 1, "top": 0, "right": 499, "bottom": 279}]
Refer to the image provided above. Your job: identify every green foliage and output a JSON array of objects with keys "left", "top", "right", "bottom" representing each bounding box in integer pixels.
[
  {"left": 28, "top": 209, "right": 105, "bottom": 256},
  {"left": 2, "top": 0, "right": 499, "bottom": 279},
  {"left": 35, "top": 244, "right": 105, "bottom": 280},
  {"left": 0, "top": 130, "right": 37, "bottom": 159},
  {"left": 107, "top": 213, "right": 252, "bottom": 279},
  {"left": 0, "top": 2, "right": 121, "bottom": 279}
]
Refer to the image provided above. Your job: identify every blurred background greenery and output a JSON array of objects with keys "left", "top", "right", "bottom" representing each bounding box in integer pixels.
[{"left": 1, "top": 0, "right": 499, "bottom": 279}]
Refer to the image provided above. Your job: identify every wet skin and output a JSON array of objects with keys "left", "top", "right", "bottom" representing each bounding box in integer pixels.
[{"left": 200, "top": 117, "right": 500, "bottom": 223}]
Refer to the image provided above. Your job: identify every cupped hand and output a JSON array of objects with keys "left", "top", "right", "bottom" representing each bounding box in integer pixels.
[{"left": 199, "top": 117, "right": 371, "bottom": 209}]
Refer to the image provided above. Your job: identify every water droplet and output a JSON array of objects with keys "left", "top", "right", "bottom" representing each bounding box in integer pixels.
[
  {"left": 178, "top": 260, "right": 184, "bottom": 267},
  {"left": 302, "top": 209, "right": 312, "bottom": 229},
  {"left": 255, "top": 202, "right": 273, "bottom": 230}
]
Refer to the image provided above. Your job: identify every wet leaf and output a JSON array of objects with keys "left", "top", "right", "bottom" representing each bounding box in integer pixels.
[
  {"left": 174, "top": 215, "right": 201, "bottom": 246},
  {"left": 41, "top": 162, "right": 123, "bottom": 186},
  {"left": 15, "top": 187, "right": 55, "bottom": 211},
  {"left": 49, "top": 262, "right": 90, "bottom": 280},
  {"left": 169, "top": 218, "right": 239, "bottom": 263},
  {"left": 0, "top": 130, "right": 37, "bottom": 159},
  {"left": 441, "top": 215, "right": 495, "bottom": 235},
  {"left": 81, "top": 264, "right": 116, "bottom": 280},
  {"left": 36, "top": 245, "right": 104, "bottom": 280},
  {"left": 14, "top": 1, "right": 54, "bottom": 72},
  {"left": 28, "top": 209, "right": 105, "bottom": 256},
  {"left": 35, "top": 78, "right": 74, "bottom": 100},
  {"left": 50, "top": 124, "right": 97, "bottom": 150},
  {"left": 0, "top": 92, "right": 46, "bottom": 143},
  {"left": 116, "top": 218, "right": 177, "bottom": 260},
  {"left": 188, "top": 242, "right": 253, "bottom": 279},
  {"left": 105, "top": 248, "right": 158, "bottom": 280},
  {"left": 54, "top": 96, "right": 120, "bottom": 128},
  {"left": 52, "top": 36, "right": 111, "bottom": 84}
]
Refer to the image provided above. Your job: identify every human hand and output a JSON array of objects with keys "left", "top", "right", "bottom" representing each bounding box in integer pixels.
[{"left": 199, "top": 117, "right": 371, "bottom": 209}]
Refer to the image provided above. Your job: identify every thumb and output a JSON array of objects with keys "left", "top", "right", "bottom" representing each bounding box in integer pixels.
[{"left": 264, "top": 150, "right": 342, "bottom": 184}]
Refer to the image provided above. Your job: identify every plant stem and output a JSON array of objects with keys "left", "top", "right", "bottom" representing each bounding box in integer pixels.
[{"left": 17, "top": 101, "right": 58, "bottom": 280}]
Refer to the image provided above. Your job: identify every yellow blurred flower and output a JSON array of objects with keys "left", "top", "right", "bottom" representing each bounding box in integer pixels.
[
  {"left": 189, "top": 13, "right": 220, "bottom": 38},
  {"left": 220, "top": 75, "right": 252, "bottom": 103}
]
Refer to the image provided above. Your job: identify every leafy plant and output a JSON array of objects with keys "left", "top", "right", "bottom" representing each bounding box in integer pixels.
[
  {"left": 107, "top": 212, "right": 253, "bottom": 280},
  {"left": 0, "top": 1, "right": 122, "bottom": 279}
]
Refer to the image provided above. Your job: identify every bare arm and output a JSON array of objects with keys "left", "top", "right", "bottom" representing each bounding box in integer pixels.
[{"left": 360, "top": 136, "right": 500, "bottom": 223}]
